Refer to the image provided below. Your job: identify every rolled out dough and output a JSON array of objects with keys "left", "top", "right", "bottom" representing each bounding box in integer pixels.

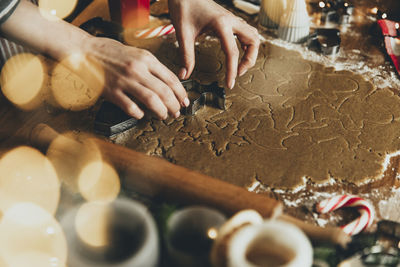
[{"left": 125, "top": 40, "right": 400, "bottom": 189}]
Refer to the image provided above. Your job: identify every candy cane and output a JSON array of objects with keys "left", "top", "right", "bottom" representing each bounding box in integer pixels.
[
  {"left": 134, "top": 24, "right": 175, "bottom": 39},
  {"left": 316, "top": 195, "right": 375, "bottom": 236}
]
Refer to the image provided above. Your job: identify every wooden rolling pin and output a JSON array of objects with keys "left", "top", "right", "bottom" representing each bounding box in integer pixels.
[{"left": 30, "top": 123, "right": 350, "bottom": 247}]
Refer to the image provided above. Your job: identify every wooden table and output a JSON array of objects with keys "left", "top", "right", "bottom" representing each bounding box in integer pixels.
[{"left": 1, "top": 0, "right": 400, "bottom": 228}]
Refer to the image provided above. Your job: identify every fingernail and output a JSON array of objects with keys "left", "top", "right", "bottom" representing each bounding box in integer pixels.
[
  {"left": 229, "top": 79, "right": 236, "bottom": 89},
  {"left": 130, "top": 105, "right": 144, "bottom": 119},
  {"left": 137, "top": 110, "right": 144, "bottom": 119},
  {"left": 239, "top": 68, "right": 247, "bottom": 77},
  {"left": 179, "top": 68, "right": 187, "bottom": 80},
  {"left": 183, "top": 97, "right": 190, "bottom": 107},
  {"left": 174, "top": 111, "right": 180, "bottom": 118}
]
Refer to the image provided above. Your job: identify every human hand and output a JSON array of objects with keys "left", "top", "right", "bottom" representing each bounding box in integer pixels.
[
  {"left": 84, "top": 37, "right": 189, "bottom": 119},
  {"left": 0, "top": 0, "right": 188, "bottom": 119},
  {"left": 168, "top": 0, "right": 260, "bottom": 89}
]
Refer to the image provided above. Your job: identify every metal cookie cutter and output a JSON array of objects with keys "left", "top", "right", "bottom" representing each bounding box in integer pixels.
[
  {"left": 180, "top": 80, "right": 226, "bottom": 115},
  {"left": 94, "top": 80, "right": 226, "bottom": 136},
  {"left": 94, "top": 101, "right": 138, "bottom": 137},
  {"left": 307, "top": 28, "right": 341, "bottom": 56}
]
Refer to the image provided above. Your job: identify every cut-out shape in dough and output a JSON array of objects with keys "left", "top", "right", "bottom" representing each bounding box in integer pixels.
[{"left": 127, "top": 41, "right": 400, "bottom": 189}]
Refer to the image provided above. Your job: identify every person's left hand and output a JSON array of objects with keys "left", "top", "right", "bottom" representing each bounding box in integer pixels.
[{"left": 168, "top": 0, "right": 260, "bottom": 89}]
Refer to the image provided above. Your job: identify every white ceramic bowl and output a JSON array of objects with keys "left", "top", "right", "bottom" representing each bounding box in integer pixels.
[{"left": 227, "top": 220, "right": 313, "bottom": 267}]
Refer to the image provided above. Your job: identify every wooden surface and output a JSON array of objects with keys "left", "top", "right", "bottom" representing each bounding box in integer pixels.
[{"left": 0, "top": 0, "right": 400, "bottom": 229}]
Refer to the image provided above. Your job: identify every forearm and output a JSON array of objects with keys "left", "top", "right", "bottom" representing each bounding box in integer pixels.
[{"left": 0, "top": 0, "right": 92, "bottom": 60}]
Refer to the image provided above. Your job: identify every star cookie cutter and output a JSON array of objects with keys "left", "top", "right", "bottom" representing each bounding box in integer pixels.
[
  {"left": 180, "top": 80, "right": 226, "bottom": 115},
  {"left": 307, "top": 28, "right": 341, "bottom": 56},
  {"left": 94, "top": 80, "right": 226, "bottom": 136}
]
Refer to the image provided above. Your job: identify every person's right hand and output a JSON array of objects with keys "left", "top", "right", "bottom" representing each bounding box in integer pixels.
[{"left": 84, "top": 36, "right": 189, "bottom": 120}]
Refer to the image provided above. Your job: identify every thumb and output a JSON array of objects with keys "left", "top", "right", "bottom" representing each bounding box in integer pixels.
[{"left": 176, "top": 28, "right": 196, "bottom": 80}]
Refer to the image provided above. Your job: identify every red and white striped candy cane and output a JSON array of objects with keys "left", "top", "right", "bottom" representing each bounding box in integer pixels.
[
  {"left": 134, "top": 24, "right": 175, "bottom": 39},
  {"left": 316, "top": 195, "right": 375, "bottom": 236}
]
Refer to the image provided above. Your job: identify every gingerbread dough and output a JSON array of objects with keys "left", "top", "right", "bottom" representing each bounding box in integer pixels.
[{"left": 125, "top": 40, "right": 400, "bottom": 189}]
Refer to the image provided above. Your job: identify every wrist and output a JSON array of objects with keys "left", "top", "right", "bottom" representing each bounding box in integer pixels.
[{"left": 47, "top": 25, "right": 94, "bottom": 61}]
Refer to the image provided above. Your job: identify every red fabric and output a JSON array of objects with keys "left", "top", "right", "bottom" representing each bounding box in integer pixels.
[{"left": 378, "top": 19, "right": 400, "bottom": 75}]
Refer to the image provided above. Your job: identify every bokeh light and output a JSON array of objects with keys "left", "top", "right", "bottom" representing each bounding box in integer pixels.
[
  {"left": 0, "top": 146, "right": 60, "bottom": 215},
  {"left": 0, "top": 202, "right": 67, "bottom": 265},
  {"left": 370, "top": 7, "right": 378, "bottom": 15},
  {"left": 0, "top": 53, "right": 46, "bottom": 110},
  {"left": 50, "top": 53, "right": 104, "bottom": 111},
  {"left": 38, "top": 0, "right": 78, "bottom": 20},
  {"left": 207, "top": 227, "right": 218, "bottom": 240},
  {"left": 46, "top": 132, "right": 102, "bottom": 192},
  {"left": 6, "top": 251, "right": 66, "bottom": 267},
  {"left": 78, "top": 161, "right": 120, "bottom": 202},
  {"left": 121, "top": 0, "right": 150, "bottom": 28},
  {"left": 75, "top": 201, "right": 111, "bottom": 247},
  {"left": 0, "top": 255, "right": 6, "bottom": 266}
]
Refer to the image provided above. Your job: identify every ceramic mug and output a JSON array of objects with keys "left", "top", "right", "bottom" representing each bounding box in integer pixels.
[
  {"left": 166, "top": 206, "right": 227, "bottom": 267},
  {"left": 227, "top": 220, "right": 313, "bottom": 267},
  {"left": 60, "top": 198, "right": 159, "bottom": 267}
]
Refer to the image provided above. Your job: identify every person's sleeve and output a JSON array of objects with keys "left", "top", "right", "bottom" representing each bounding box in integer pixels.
[{"left": 0, "top": 0, "right": 20, "bottom": 25}]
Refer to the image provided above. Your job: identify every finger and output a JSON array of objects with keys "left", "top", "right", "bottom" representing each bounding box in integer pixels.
[
  {"left": 175, "top": 27, "right": 196, "bottom": 80},
  {"left": 234, "top": 23, "right": 260, "bottom": 76},
  {"left": 149, "top": 60, "right": 190, "bottom": 108},
  {"left": 139, "top": 73, "right": 182, "bottom": 118},
  {"left": 108, "top": 89, "right": 145, "bottom": 119},
  {"left": 124, "top": 81, "right": 169, "bottom": 120},
  {"left": 238, "top": 43, "right": 258, "bottom": 76},
  {"left": 215, "top": 25, "right": 239, "bottom": 89}
]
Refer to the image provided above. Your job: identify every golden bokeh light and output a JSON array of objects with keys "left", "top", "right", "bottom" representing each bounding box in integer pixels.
[
  {"left": 0, "top": 146, "right": 60, "bottom": 215},
  {"left": 0, "top": 53, "right": 46, "bottom": 110},
  {"left": 38, "top": 0, "right": 78, "bottom": 20},
  {"left": 78, "top": 161, "right": 120, "bottom": 202},
  {"left": 46, "top": 132, "right": 102, "bottom": 192},
  {"left": 75, "top": 201, "right": 112, "bottom": 247},
  {"left": 370, "top": 7, "right": 378, "bottom": 15},
  {"left": 0, "top": 202, "right": 67, "bottom": 265},
  {"left": 0, "top": 255, "right": 6, "bottom": 266},
  {"left": 6, "top": 251, "right": 66, "bottom": 267},
  {"left": 50, "top": 53, "right": 104, "bottom": 111},
  {"left": 207, "top": 227, "right": 218, "bottom": 240}
]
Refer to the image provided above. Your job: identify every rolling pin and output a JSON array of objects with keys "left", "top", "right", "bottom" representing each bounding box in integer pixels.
[{"left": 30, "top": 123, "right": 350, "bottom": 247}]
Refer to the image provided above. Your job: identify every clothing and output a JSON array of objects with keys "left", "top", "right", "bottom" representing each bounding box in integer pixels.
[
  {"left": 0, "top": 0, "right": 37, "bottom": 69},
  {"left": 0, "top": 0, "right": 20, "bottom": 25}
]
